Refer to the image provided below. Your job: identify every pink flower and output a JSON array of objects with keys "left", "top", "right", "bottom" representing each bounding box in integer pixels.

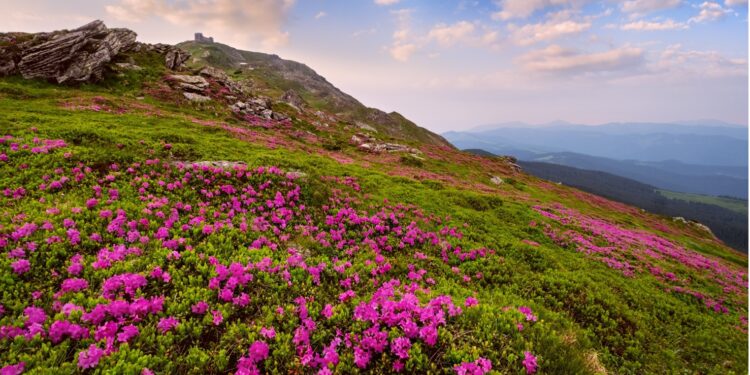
[
  {"left": 78, "top": 344, "right": 105, "bottom": 369},
  {"left": 247, "top": 341, "right": 269, "bottom": 362},
  {"left": 321, "top": 304, "right": 334, "bottom": 319},
  {"left": 157, "top": 317, "right": 179, "bottom": 333},
  {"left": 518, "top": 306, "right": 537, "bottom": 322},
  {"left": 117, "top": 324, "right": 139, "bottom": 343},
  {"left": 191, "top": 301, "right": 209, "bottom": 314},
  {"left": 454, "top": 357, "right": 492, "bottom": 375},
  {"left": 464, "top": 297, "right": 478, "bottom": 308},
  {"left": 391, "top": 337, "right": 411, "bottom": 359},
  {"left": 260, "top": 327, "right": 276, "bottom": 339},
  {"left": 212, "top": 310, "right": 223, "bottom": 326},
  {"left": 0, "top": 362, "right": 25, "bottom": 375},
  {"left": 523, "top": 352, "right": 538, "bottom": 374},
  {"left": 338, "top": 290, "right": 356, "bottom": 302},
  {"left": 11, "top": 259, "right": 30, "bottom": 275}
]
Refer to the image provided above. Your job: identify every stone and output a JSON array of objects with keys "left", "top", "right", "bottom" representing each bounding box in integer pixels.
[
  {"left": 183, "top": 92, "right": 211, "bottom": 102},
  {"left": 165, "top": 47, "right": 190, "bottom": 70},
  {"left": 168, "top": 75, "right": 209, "bottom": 92},
  {"left": 490, "top": 176, "right": 504, "bottom": 185},
  {"left": 114, "top": 62, "right": 142, "bottom": 71},
  {"left": 281, "top": 89, "right": 305, "bottom": 109},
  {"left": 16, "top": 20, "right": 137, "bottom": 84},
  {"left": 199, "top": 66, "right": 229, "bottom": 81},
  {"left": 355, "top": 121, "right": 378, "bottom": 133}
]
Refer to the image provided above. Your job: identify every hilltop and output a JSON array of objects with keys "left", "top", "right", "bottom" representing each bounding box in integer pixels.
[{"left": 0, "top": 21, "right": 747, "bottom": 374}]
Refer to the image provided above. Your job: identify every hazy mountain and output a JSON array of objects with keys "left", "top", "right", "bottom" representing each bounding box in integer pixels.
[
  {"left": 444, "top": 121, "right": 748, "bottom": 166},
  {"left": 526, "top": 152, "right": 748, "bottom": 198}
]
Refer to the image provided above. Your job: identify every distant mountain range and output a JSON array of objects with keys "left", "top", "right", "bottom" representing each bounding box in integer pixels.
[
  {"left": 444, "top": 121, "right": 748, "bottom": 199},
  {"left": 443, "top": 121, "right": 748, "bottom": 167}
]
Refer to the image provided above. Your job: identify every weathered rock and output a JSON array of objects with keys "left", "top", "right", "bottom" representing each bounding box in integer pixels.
[
  {"left": 16, "top": 20, "right": 137, "bottom": 84},
  {"left": 183, "top": 92, "right": 211, "bottom": 102},
  {"left": 0, "top": 53, "right": 15, "bottom": 76},
  {"left": 350, "top": 133, "right": 420, "bottom": 154},
  {"left": 281, "top": 89, "right": 305, "bottom": 109},
  {"left": 199, "top": 66, "right": 229, "bottom": 81},
  {"left": 355, "top": 121, "right": 378, "bottom": 133},
  {"left": 165, "top": 47, "right": 189, "bottom": 70},
  {"left": 114, "top": 62, "right": 142, "bottom": 71},
  {"left": 168, "top": 75, "right": 209, "bottom": 92},
  {"left": 490, "top": 176, "right": 504, "bottom": 185}
]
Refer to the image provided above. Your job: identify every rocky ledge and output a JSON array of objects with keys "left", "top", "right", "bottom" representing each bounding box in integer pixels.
[{"left": 0, "top": 20, "right": 189, "bottom": 83}]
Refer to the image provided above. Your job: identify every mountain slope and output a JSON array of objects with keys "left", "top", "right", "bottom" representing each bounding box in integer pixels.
[
  {"left": 517, "top": 160, "right": 748, "bottom": 251},
  {"left": 177, "top": 40, "right": 452, "bottom": 147},
  {"left": 0, "top": 22, "right": 746, "bottom": 375}
]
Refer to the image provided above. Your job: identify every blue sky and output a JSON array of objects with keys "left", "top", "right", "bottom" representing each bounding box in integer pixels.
[{"left": 1, "top": 0, "right": 747, "bottom": 132}]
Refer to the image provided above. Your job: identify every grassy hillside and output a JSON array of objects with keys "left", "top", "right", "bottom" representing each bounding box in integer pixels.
[{"left": 0, "top": 46, "right": 746, "bottom": 375}]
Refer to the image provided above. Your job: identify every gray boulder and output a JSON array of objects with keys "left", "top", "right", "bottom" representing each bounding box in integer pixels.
[
  {"left": 165, "top": 47, "right": 189, "bottom": 70},
  {"left": 168, "top": 75, "right": 209, "bottom": 92},
  {"left": 183, "top": 92, "right": 211, "bottom": 102},
  {"left": 16, "top": 20, "right": 137, "bottom": 83}
]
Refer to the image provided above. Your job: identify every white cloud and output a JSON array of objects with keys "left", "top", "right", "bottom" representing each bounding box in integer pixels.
[
  {"left": 375, "top": 0, "right": 401, "bottom": 5},
  {"left": 390, "top": 43, "right": 416, "bottom": 61},
  {"left": 427, "top": 21, "right": 476, "bottom": 47},
  {"left": 315, "top": 11, "right": 326, "bottom": 19},
  {"left": 387, "top": 8, "right": 415, "bottom": 61},
  {"left": 655, "top": 44, "right": 747, "bottom": 77},
  {"left": 509, "top": 19, "right": 591, "bottom": 45},
  {"left": 620, "top": 0, "right": 681, "bottom": 14},
  {"left": 621, "top": 19, "right": 688, "bottom": 30},
  {"left": 689, "top": 2, "right": 732, "bottom": 23},
  {"left": 518, "top": 44, "right": 644, "bottom": 73},
  {"left": 725, "top": 0, "right": 747, "bottom": 5},
  {"left": 106, "top": 0, "right": 296, "bottom": 49},
  {"left": 491, "top": 0, "right": 590, "bottom": 20}
]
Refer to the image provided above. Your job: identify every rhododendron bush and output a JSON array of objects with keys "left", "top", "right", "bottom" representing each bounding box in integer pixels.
[{"left": 0, "top": 135, "right": 554, "bottom": 373}]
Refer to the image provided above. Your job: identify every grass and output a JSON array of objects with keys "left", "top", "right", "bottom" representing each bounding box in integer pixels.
[{"left": 659, "top": 189, "right": 748, "bottom": 215}]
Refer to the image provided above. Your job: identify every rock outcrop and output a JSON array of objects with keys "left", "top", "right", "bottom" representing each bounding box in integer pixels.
[
  {"left": 13, "top": 20, "right": 137, "bottom": 83},
  {"left": 350, "top": 133, "right": 421, "bottom": 154},
  {"left": 0, "top": 21, "right": 191, "bottom": 83},
  {"left": 231, "top": 98, "right": 288, "bottom": 120},
  {"left": 281, "top": 89, "right": 306, "bottom": 110}
]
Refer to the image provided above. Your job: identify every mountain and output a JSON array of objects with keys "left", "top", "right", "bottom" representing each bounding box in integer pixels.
[
  {"left": 0, "top": 22, "right": 746, "bottom": 374},
  {"left": 444, "top": 121, "right": 748, "bottom": 166},
  {"left": 527, "top": 152, "right": 748, "bottom": 198},
  {"left": 176, "top": 40, "right": 452, "bottom": 147}
]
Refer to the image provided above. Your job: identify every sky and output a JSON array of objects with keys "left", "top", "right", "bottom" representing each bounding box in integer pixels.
[{"left": 1, "top": 0, "right": 748, "bottom": 132}]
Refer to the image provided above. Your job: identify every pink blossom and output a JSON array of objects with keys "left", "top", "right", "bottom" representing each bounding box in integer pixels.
[
  {"left": 78, "top": 344, "right": 105, "bottom": 369},
  {"left": 212, "top": 310, "right": 224, "bottom": 325},
  {"left": 11, "top": 259, "right": 30, "bottom": 275},
  {"left": 0, "top": 362, "right": 25, "bottom": 375},
  {"left": 391, "top": 337, "right": 411, "bottom": 359},
  {"left": 192, "top": 301, "right": 209, "bottom": 314},
  {"left": 260, "top": 327, "right": 276, "bottom": 339},
  {"left": 523, "top": 352, "right": 538, "bottom": 374},
  {"left": 157, "top": 317, "right": 179, "bottom": 333}
]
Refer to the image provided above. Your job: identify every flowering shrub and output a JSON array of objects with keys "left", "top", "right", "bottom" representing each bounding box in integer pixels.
[
  {"left": 0, "top": 134, "right": 552, "bottom": 373},
  {"left": 532, "top": 204, "right": 747, "bottom": 313}
]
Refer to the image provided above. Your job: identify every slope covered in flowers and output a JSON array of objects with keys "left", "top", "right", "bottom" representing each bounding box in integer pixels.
[{"left": 0, "top": 56, "right": 747, "bottom": 374}]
